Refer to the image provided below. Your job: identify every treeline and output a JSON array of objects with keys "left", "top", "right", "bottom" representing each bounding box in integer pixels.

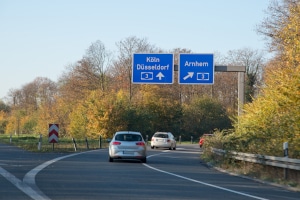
[{"left": 0, "top": 37, "right": 265, "bottom": 140}]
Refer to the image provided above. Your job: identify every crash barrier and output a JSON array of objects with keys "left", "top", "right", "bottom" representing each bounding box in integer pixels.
[
  {"left": 0, "top": 134, "right": 110, "bottom": 152},
  {"left": 211, "top": 148, "right": 300, "bottom": 171},
  {"left": 211, "top": 148, "right": 300, "bottom": 180}
]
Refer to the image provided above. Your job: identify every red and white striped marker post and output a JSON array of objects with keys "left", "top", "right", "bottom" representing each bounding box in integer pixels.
[{"left": 48, "top": 124, "right": 59, "bottom": 150}]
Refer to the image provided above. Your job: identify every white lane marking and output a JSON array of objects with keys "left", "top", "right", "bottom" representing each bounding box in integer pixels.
[
  {"left": 23, "top": 151, "right": 92, "bottom": 200},
  {"left": 1, "top": 149, "right": 268, "bottom": 200},
  {"left": 0, "top": 166, "right": 49, "bottom": 200},
  {"left": 0, "top": 163, "right": 8, "bottom": 166},
  {"left": 23, "top": 152, "right": 86, "bottom": 185},
  {"left": 144, "top": 154, "right": 269, "bottom": 200},
  {"left": 22, "top": 152, "right": 87, "bottom": 200},
  {"left": 0, "top": 150, "right": 94, "bottom": 200}
]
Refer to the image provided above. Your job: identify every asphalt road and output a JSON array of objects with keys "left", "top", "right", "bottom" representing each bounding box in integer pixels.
[{"left": 0, "top": 143, "right": 299, "bottom": 200}]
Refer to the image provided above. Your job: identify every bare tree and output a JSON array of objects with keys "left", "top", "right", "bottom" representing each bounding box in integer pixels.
[
  {"left": 224, "top": 48, "right": 266, "bottom": 102},
  {"left": 8, "top": 77, "right": 57, "bottom": 113},
  {"left": 257, "top": 0, "right": 299, "bottom": 52},
  {"left": 111, "top": 36, "right": 156, "bottom": 101},
  {"left": 58, "top": 61, "right": 95, "bottom": 102},
  {"left": 84, "top": 40, "right": 112, "bottom": 91},
  {"left": 257, "top": 0, "right": 300, "bottom": 68}
]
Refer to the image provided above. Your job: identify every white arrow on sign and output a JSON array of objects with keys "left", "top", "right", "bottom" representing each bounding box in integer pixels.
[
  {"left": 156, "top": 72, "right": 165, "bottom": 80},
  {"left": 183, "top": 72, "right": 194, "bottom": 80}
]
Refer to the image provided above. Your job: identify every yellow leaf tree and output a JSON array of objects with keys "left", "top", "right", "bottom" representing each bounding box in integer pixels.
[{"left": 232, "top": 0, "right": 300, "bottom": 157}]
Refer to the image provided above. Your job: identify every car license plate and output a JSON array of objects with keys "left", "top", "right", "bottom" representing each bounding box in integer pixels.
[{"left": 123, "top": 151, "right": 134, "bottom": 155}]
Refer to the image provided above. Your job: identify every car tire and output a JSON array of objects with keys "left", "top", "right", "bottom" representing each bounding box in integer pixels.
[
  {"left": 109, "top": 156, "right": 113, "bottom": 162},
  {"left": 173, "top": 146, "right": 176, "bottom": 150},
  {"left": 141, "top": 157, "right": 147, "bottom": 163},
  {"left": 151, "top": 146, "right": 154, "bottom": 149}
]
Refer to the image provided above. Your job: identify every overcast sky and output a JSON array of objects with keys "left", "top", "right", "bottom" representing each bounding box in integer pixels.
[{"left": 0, "top": 0, "right": 271, "bottom": 100}]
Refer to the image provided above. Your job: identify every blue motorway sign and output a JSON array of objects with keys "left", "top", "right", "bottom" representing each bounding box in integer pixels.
[
  {"left": 179, "top": 54, "right": 214, "bottom": 84},
  {"left": 132, "top": 53, "right": 173, "bottom": 84}
]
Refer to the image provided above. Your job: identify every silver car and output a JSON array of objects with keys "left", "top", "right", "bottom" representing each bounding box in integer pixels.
[
  {"left": 150, "top": 132, "right": 176, "bottom": 150},
  {"left": 109, "top": 131, "right": 147, "bottom": 163}
]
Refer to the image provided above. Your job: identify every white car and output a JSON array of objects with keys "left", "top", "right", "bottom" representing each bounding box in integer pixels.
[
  {"left": 109, "top": 131, "right": 147, "bottom": 163},
  {"left": 150, "top": 132, "right": 176, "bottom": 150}
]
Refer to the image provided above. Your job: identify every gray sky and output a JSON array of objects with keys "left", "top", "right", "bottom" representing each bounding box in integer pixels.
[{"left": 0, "top": 0, "right": 271, "bottom": 100}]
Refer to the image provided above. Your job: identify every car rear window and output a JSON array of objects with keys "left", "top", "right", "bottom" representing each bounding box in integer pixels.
[
  {"left": 115, "top": 134, "right": 142, "bottom": 141},
  {"left": 154, "top": 133, "right": 168, "bottom": 138}
]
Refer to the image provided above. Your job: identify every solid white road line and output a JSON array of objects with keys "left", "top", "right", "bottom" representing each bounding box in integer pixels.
[
  {"left": 1, "top": 149, "right": 269, "bottom": 200},
  {"left": 0, "top": 151, "right": 91, "bottom": 200},
  {"left": 0, "top": 166, "right": 50, "bottom": 200},
  {"left": 144, "top": 154, "right": 269, "bottom": 200}
]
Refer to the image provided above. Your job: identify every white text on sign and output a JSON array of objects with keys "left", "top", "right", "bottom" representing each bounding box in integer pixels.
[
  {"left": 137, "top": 64, "right": 170, "bottom": 70},
  {"left": 184, "top": 61, "right": 209, "bottom": 67}
]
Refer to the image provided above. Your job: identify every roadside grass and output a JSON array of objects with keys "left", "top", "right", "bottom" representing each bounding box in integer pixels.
[{"left": 0, "top": 134, "right": 108, "bottom": 152}]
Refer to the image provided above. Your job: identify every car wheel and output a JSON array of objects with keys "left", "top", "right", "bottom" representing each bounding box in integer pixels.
[
  {"left": 151, "top": 146, "right": 154, "bottom": 149},
  {"left": 173, "top": 146, "right": 176, "bottom": 150},
  {"left": 141, "top": 157, "right": 147, "bottom": 163},
  {"left": 109, "top": 156, "right": 113, "bottom": 162}
]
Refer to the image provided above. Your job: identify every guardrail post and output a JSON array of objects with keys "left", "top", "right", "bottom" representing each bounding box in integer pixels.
[
  {"left": 99, "top": 136, "right": 102, "bottom": 149},
  {"left": 191, "top": 136, "right": 193, "bottom": 144},
  {"left": 72, "top": 138, "right": 77, "bottom": 152},
  {"left": 85, "top": 137, "right": 89, "bottom": 150},
  {"left": 283, "top": 142, "right": 289, "bottom": 179},
  {"left": 179, "top": 135, "right": 181, "bottom": 144},
  {"left": 38, "top": 134, "right": 42, "bottom": 151},
  {"left": 10, "top": 134, "right": 12, "bottom": 143}
]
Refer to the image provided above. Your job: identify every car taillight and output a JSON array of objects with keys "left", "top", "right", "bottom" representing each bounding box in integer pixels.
[
  {"left": 112, "top": 141, "right": 121, "bottom": 145},
  {"left": 136, "top": 142, "right": 145, "bottom": 146},
  {"left": 167, "top": 139, "right": 170, "bottom": 142}
]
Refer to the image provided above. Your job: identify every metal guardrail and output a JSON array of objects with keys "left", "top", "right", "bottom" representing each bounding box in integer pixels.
[
  {"left": 211, "top": 148, "right": 300, "bottom": 171},
  {"left": 0, "top": 135, "right": 110, "bottom": 152}
]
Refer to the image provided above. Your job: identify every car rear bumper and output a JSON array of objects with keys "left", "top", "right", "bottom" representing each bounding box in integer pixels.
[
  {"left": 110, "top": 149, "right": 146, "bottom": 159},
  {"left": 151, "top": 142, "right": 172, "bottom": 148}
]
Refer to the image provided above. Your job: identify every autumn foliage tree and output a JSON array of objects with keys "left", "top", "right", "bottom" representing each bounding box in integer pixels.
[
  {"left": 227, "top": 0, "right": 300, "bottom": 157},
  {"left": 3, "top": 36, "right": 243, "bottom": 141}
]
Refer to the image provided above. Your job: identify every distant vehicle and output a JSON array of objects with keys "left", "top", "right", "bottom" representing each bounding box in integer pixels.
[
  {"left": 199, "top": 134, "right": 213, "bottom": 148},
  {"left": 108, "top": 131, "right": 147, "bottom": 163},
  {"left": 151, "top": 132, "right": 176, "bottom": 150}
]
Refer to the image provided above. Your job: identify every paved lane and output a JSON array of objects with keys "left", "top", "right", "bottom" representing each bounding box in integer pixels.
[{"left": 0, "top": 143, "right": 299, "bottom": 199}]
